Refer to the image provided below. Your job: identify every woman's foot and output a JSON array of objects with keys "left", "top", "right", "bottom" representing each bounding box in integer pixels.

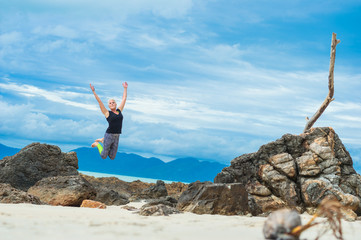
[
  {"left": 91, "top": 142, "right": 99, "bottom": 148},
  {"left": 95, "top": 138, "right": 104, "bottom": 143}
]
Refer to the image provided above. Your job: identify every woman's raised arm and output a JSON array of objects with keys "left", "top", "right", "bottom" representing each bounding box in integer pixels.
[
  {"left": 90, "top": 84, "right": 109, "bottom": 117},
  {"left": 118, "top": 82, "right": 128, "bottom": 112}
]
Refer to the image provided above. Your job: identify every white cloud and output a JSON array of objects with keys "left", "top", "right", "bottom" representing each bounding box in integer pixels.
[
  {"left": 136, "top": 34, "right": 166, "bottom": 49},
  {"left": 342, "top": 138, "right": 361, "bottom": 147},
  {"left": 1, "top": 0, "right": 361, "bottom": 165},
  {"left": 34, "top": 39, "right": 65, "bottom": 53},
  {"left": 0, "top": 100, "right": 104, "bottom": 144},
  {"left": 32, "top": 25, "right": 78, "bottom": 39},
  {"left": 90, "top": 23, "right": 124, "bottom": 42},
  {"left": 198, "top": 44, "right": 244, "bottom": 62},
  {"left": 334, "top": 115, "right": 361, "bottom": 122},
  {"left": 0, "top": 82, "right": 96, "bottom": 111},
  {"left": 0, "top": 32, "right": 22, "bottom": 45},
  {"left": 125, "top": 86, "right": 302, "bottom": 137},
  {"left": 327, "top": 102, "right": 361, "bottom": 113},
  {"left": 4, "top": 0, "right": 194, "bottom": 19}
]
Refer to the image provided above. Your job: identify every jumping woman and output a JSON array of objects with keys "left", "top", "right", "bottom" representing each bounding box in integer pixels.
[{"left": 90, "top": 82, "right": 128, "bottom": 160}]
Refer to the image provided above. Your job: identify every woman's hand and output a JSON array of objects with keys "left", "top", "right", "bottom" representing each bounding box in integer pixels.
[
  {"left": 122, "top": 82, "right": 128, "bottom": 88},
  {"left": 90, "top": 84, "right": 95, "bottom": 92}
]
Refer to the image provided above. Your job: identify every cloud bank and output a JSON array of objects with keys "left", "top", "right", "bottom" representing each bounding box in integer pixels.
[{"left": 1, "top": 1, "right": 361, "bottom": 164}]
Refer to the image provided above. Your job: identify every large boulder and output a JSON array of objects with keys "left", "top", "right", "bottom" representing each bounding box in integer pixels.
[
  {"left": 214, "top": 127, "right": 361, "bottom": 216},
  {"left": 0, "top": 183, "right": 42, "bottom": 204},
  {"left": 177, "top": 181, "right": 249, "bottom": 215},
  {"left": 28, "top": 175, "right": 96, "bottom": 206},
  {"left": 0, "top": 143, "right": 78, "bottom": 191}
]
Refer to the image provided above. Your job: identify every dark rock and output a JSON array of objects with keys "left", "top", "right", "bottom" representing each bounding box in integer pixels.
[
  {"left": 176, "top": 181, "right": 210, "bottom": 207},
  {"left": 142, "top": 196, "right": 178, "bottom": 208},
  {"left": 258, "top": 164, "right": 301, "bottom": 208},
  {"left": 80, "top": 174, "right": 135, "bottom": 197},
  {"left": 127, "top": 180, "right": 156, "bottom": 195},
  {"left": 139, "top": 204, "right": 180, "bottom": 216},
  {"left": 177, "top": 181, "right": 249, "bottom": 215},
  {"left": 0, "top": 143, "right": 78, "bottom": 191},
  {"left": 137, "top": 180, "right": 168, "bottom": 199},
  {"left": 214, "top": 153, "right": 258, "bottom": 184},
  {"left": 214, "top": 127, "right": 361, "bottom": 216},
  {"left": 81, "top": 174, "right": 187, "bottom": 203},
  {"left": 164, "top": 182, "right": 188, "bottom": 200},
  {"left": 80, "top": 174, "right": 143, "bottom": 205},
  {"left": 28, "top": 175, "right": 96, "bottom": 206},
  {"left": 95, "top": 187, "right": 129, "bottom": 205},
  {"left": 81, "top": 174, "right": 151, "bottom": 203},
  {"left": 248, "top": 194, "right": 288, "bottom": 216},
  {"left": 0, "top": 183, "right": 42, "bottom": 204}
]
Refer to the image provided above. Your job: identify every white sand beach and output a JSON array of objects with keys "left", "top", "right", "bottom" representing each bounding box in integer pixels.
[{"left": 1, "top": 202, "right": 360, "bottom": 240}]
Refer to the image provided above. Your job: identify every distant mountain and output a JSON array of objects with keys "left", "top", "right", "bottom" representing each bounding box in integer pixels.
[
  {"left": 0, "top": 143, "right": 20, "bottom": 159},
  {"left": 0, "top": 143, "right": 226, "bottom": 182},
  {"left": 72, "top": 147, "right": 227, "bottom": 182},
  {"left": 1, "top": 142, "right": 360, "bottom": 181}
]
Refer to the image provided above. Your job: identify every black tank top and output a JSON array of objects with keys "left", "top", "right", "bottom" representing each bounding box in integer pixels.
[{"left": 106, "top": 110, "right": 123, "bottom": 134}]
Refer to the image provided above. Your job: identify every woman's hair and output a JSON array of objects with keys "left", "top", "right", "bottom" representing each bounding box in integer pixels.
[{"left": 108, "top": 98, "right": 117, "bottom": 104}]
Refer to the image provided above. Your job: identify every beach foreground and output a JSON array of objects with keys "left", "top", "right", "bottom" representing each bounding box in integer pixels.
[{"left": 1, "top": 202, "right": 360, "bottom": 240}]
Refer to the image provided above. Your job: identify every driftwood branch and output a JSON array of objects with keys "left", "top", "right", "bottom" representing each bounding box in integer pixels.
[{"left": 303, "top": 33, "right": 340, "bottom": 133}]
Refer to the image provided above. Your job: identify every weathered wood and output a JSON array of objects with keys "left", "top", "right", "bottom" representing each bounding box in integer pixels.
[{"left": 303, "top": 33, "right": 340, "bottom": 133}]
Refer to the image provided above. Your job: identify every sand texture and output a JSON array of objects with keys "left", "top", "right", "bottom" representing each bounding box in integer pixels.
[{"left": 0, "top": 202, "right": 360, "bottom": 240}]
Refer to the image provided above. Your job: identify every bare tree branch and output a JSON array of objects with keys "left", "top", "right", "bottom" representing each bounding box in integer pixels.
[{"left": 303, "top": 33, "right": 340, "bottom": 133}]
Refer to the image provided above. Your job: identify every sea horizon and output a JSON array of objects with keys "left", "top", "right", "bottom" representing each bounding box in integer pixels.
[{"left": 79, "top": 170, "right": 188, "bottom": 184}]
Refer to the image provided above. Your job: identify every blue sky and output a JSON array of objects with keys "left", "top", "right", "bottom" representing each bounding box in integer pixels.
[{"left": 1, "top": 1, "right": 361, "bottom": 165}]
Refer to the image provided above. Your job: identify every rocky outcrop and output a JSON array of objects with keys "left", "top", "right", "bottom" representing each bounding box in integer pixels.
[
  {"left": 134, "top": 180, "right": 168, "bottom": 200},
  {"left": 95, "top": 188, "right": 129, "bottom": 205},
  {"left": 80, "top": 174, "right": 135, "bottom": 197},
  {"left": 0, "top": 143, "right": 78, "bottom": 191},
  {"left": 214, "top": 127, "right": 361, "bottom": 216},
  {"left": 81, "top": 174, "right": 150, "bottom": 205},
  {"left": 28, "top": 175, "right": 96, "bottom": 206},
  {"left": 81, "top": 174, "right": 153, "bottom": 204},
  {"left": 165, "top": 182, "right": 189, "bottom": 199},
  {"left": 127, "top": 180, "right": 155, "bottom": 195},
  {"left": 0, "top": 183, "right": 42, "bottom": 204},
  {"left": 77, "top": 175, "right": 187, "bottom": 205},
  {"left": 177, "top": 181, "right": 249, "bottom": 215},
  {"left": 0, "top": 142, "right": 188, "bottom": 207}
]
